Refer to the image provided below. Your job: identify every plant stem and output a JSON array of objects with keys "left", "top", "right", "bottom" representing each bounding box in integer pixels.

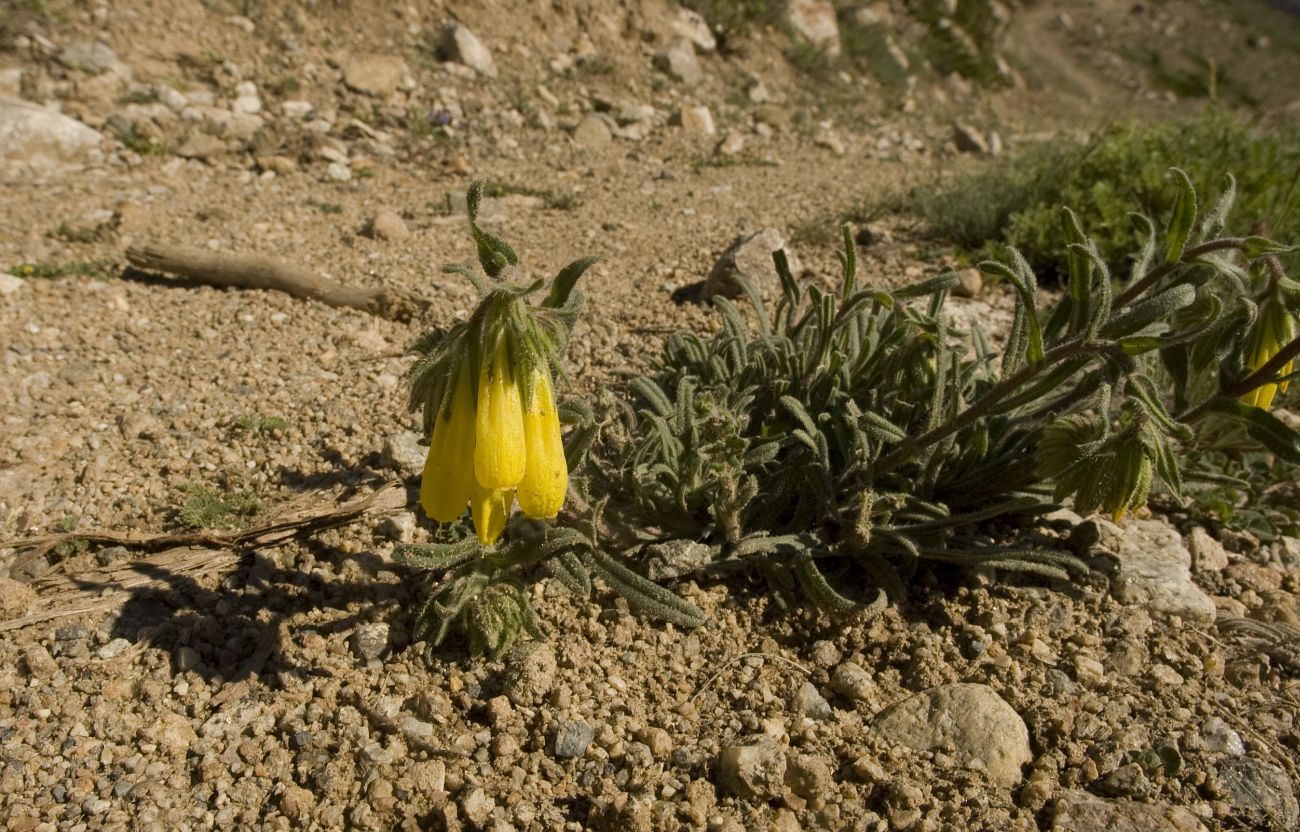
[
  {"left": 1111, "top": 238, "right": 1243, "bottom": 310},
  {"left": 1178, "top": 333, "right": 1300, "bottom": 422},
  {"left": 874, "top": 339, "right": 1104, "bottom": 475}
]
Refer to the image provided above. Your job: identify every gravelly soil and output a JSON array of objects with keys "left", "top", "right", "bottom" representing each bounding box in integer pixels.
[{"left": 3, "top": 0, "right": 1300, "bottom": 830}]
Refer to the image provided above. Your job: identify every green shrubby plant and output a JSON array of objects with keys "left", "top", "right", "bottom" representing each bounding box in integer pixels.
[{"left": 401, "top": 178, "right": 1299, "bottom": 656}]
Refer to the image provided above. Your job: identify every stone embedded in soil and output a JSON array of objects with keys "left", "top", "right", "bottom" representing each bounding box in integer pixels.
[
  {"left": 382, "top": 430, "right": 426, "bottom": 473},
  {"left": 871, "top": 683, "right": 1031, "bottom": 787},
  {"left": 1051, "top": 791, "right": 1207, "bottom": 832},
  {"left": 1215, "top": 757, "right": 1299, "bottom": 828},
  {"left": 654, "top": 39, "right": 703, "bottom": 86},
  {"left": 439, "top": 23, "right": 497, "bottom": 78},
  {"left": 21, "top": 644, "right": 58, "bottom": 679},
  {"left": 177, "top": 134, "right": 227, "bottom": 159},
  {"left": 572, "top": 114, "right": 613, "bottom": 150},
  {"left": 1094, "top": 517, "right": 1216, "bottom": 624},
  {"left": 784, "top": 0, "right": 842, "bottom": 56},
  {"left": 553, "top": 720, "right": 594, "bottom": 758},
  {"left": 700, "top": 228, "right": 800, "bottom": 301},
  {"left": 952, "top": 123, "right": 991, "bottom": 155},
  {"left": 715, "top": 735, "right": 787, "bottom": 800},
  {"left": 784, "top": 752, "right": 833, "bottom": 803},
  {"left": 350, "top": 622, "right": 390, "bottom": 662},
  {"left": 675, "top": 105, "right": 715, "bottom": 136},
  {"left": 670, "top": 8, "right": 717, "bottom": 52},
  {"left": 830, "top": 661, "right": 874, "bottom": 702},
  {"left": 58, "top": 40, "right": 126, "bottom": 75},
  {"left": 0, "top": 95, "right": 103, "bottom": 172},
  {"left": 461, "top": 786, "right": 495, "bottom": 829},
  {"left": 792, "top": 680, "right": 833, "bottom": 720},
  {"left": 368, "top": 209, "right": 411, "bottom": 242},
  {"left": 342, "top": 54, "right": 408, "bottom": 98},
  {"left": 953, "top": 267, "right": 984, "bottom": 298},
  {"left": 643, "top": 539, "right": 713, "bottom": 581},
  {"left": 504, "top": 640, "right": 557, "bottom": 706},
  {"left": 1186, "top": 526, "right": 1229, "bottom": 572}
]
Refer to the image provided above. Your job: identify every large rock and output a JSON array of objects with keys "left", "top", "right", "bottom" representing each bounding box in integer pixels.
[
  {"left": 342, "top": 54, "right": 408, "bottom": 98},
  {"left": 439, "top": 23, "right": 497, "bottom": 78},
  {"left": 58, "top": 40, "right": 127, "bottom": 76},
  {"left": 784, "top": 0, "right": 841, "bottom": 56},
  {"left": 1051, "top": 791, "right": 1206, "bottom": 831},
  {"left": 0, "top": 96, "right": 103, "bottom": 173},
  {"left": 671, "top": 8, "right": 717, "bottom": 52},
  {"left": 1216, "top": 757, "right": 1298, "bottom": 829},
  {"left": 700, "top": 228, "right": 800, "bottom": 301},
  {"left": 871, "top": 683, "right": 1031, "bottom": 786},
  {"left": 654, "top": 39, "right": 703, "bottom": 86},
  {"left": 1094, "top": 518, "right": 1216, "bottom": 624}
]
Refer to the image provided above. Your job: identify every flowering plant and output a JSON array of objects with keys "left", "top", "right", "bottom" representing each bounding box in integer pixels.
[{"left": 400, "top": 174, "right": 1299, "bottom": 656}]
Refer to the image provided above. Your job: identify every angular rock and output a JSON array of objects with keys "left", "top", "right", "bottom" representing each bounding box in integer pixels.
[
  {"left": 715, "top": 736, "right": 787, "bottom": 800},
  {"left": 1051, "top": 791, "right": 1207, "bottom": 831},
  {"left": 350, "top": 622, "right": 390, "bottom": 662},
  {"left": 952, "top": 123, "right": 990, "bottom": 155},
  {"left": 1216, "top": 757, "right": 1298, "bottom": 828},
  {"left": 1186, "top": 526, "right": 1229, "bottom": 572},
  {"left": 1094, "top": 518, "right": 1216, "bottom": 623},
  {"left": 700, "top": 228, "right": 799, "bottom": 301},
  {"left": 382, "top": 431, "right": 425, "bottom": 473},
  {"left": 343, "top": 54, "right": 408, "bottom": 98},
  {"left": 554, "top": 721, "right": 594, "bottom": 758},
  {"left": 671, "top": 8, "right": 717, "bottom": 52},
  {"left": 0, "top": 96, "right": 103, "bottom": 172},
  {"left": 785, "top": 752, "right": 833, "bottom": 802},
  {"left": 440, "top": 23, "right": 497, "bottom": 78},
  {"left": 572, "top": 114, "right": 612, "bottom": 150},
  {"left": 792, "top": 680, "right": 833, "bottom": 720},
  {"left": 654, "top": 39, "right": 703, "bottom": 86},
  {"left": 461, "top": 787, "right": 495, "bottom": 829},
  {"left": 871, "top": 683, "right": 1031, "bottom": 786},
  {"left": 369, "top": 210, "right": 411, "bottom": 242},
  {"left": 784, "top": 0, "right": 842, "bottom": 56},
  {"left": 22, "top": 644, "right": 59, "bottom": 679},
  {"left": 676, "top": 105, "right": 715, "bottom": 136}
]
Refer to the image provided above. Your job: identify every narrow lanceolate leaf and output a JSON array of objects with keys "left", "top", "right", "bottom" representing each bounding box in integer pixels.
[
  {"left": 1063, "top": 208, "right": 1093, "bottom": 335},
  {"left": 544, "top": 256, "right": 600, "bottom": 309},
  {"left": 1163, "top": 168, "right": 1197, "bottom": 264},
  {"left": 1203, "top": 398, "right": 1300, "bottom": 464},
  {"left": 982, "top": 254, "right": 1043, "bottom": 364},
  {"left": 393, "top": 539, "right": 480, "bottom": 569},
  {"left": 1099, "top": 283, "right": 1196, "bottom": 339},
  {"left": 547, "top": 551, "right": 592, "bottom": 599},
  {"left": 466, "top": 180, "right": 519, "bottom": 277},
  {"left": 794, "top": 553, "right": 884, "bottom": 619},
  {"left": 1241, "top": 236, "right": 1298, "bottom": 260},
  {"left": 590, "top": 551, "right": 706, "bottom": 627}
]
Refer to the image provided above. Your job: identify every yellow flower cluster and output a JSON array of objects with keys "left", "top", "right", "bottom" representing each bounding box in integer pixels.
[
  {"left": 419, "top": 339, "right": 567, "bottom": 545},
  {"left": 1241, "top": 297, "right": 1296, "bottom": 410}
]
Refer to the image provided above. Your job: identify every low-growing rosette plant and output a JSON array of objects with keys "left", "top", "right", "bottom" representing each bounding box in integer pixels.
[{"left": 400, "top": 174, "right": 1299, "bottom": 657}]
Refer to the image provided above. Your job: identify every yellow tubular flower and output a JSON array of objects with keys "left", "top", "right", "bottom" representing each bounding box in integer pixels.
[
  {"left": 419, "top": 369, "right": 476, "bottom": 523},
  {"left": 1242, "top": 299, "right": 1296, "bottom": 410},
  {"left": 470, "top": 485, "right": 513, "bottom": 545},
  {"left": 474, "top": 340, "right": 527, "bottom": 490},
  {"left": 517, "top": 369, "right": 567, "bottom": 519}
]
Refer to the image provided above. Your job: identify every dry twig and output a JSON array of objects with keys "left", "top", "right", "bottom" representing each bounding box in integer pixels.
[{"left": 125, "top": 243, "right": 431, "bottom": 321}]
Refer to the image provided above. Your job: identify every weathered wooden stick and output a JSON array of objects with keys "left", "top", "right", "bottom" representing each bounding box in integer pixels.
[{"left": 125, "top": 243, "right": 430, "bottom": 321}]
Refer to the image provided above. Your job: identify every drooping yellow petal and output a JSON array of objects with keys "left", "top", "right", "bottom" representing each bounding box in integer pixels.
[
  {"left": 518, "top": 370, "right": 568, "bottom": 519},
  {"left": 474, "top": 340, "right": 526, "bottom": 489},
  {"left": 419, "top": 369, "right": 475, "bottom": 523},
  {"left": 470, "top": 485, "right": 513, "bottom": 545}
]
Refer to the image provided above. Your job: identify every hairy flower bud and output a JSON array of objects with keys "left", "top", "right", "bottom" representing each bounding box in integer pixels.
[
  {"left": 518, "top": 369, "right": 568, "bottom": 519},
  {"left": 475, "top": 339, "right": 527, "bottom": 489}
]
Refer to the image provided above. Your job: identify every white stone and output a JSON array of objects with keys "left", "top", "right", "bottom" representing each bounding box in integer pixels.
[
  {"left": 654, "top": 39, "right": 703, "bottom": 86},
  {"left": 671, "top": 8, "right": 717, "bottom": 52},
  {"left": 677, "top": 105, "right": 715, "bottom": 135},
  {"left": 0, "top": 96, "right": 103, "bottom": 173},
  {"left": 440, "top": 23, "right": 496, "bottom": 78},
  {"left": 871, "top": 683, "right": 1031, "bottom": 786},
  {"left": 1094, "top": 517, "right": 1217, "bottom": 623},
  {"left": 0, "top": 273, "right": 26, "bottom": 295},
  {"left": 784, "top": 0, "right": 841, "bottom": 56}
]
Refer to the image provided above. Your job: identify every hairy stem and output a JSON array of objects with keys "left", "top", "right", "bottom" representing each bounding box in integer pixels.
[
  {"left": 1178, "top": 333, "right": 1300, "bottom": 422},
  {"left": 1111, "top": 238, "right": 1244, "bottom": 310},
  {"left": 874, "top": 339, "right": 1108, "bottom": 475}
]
